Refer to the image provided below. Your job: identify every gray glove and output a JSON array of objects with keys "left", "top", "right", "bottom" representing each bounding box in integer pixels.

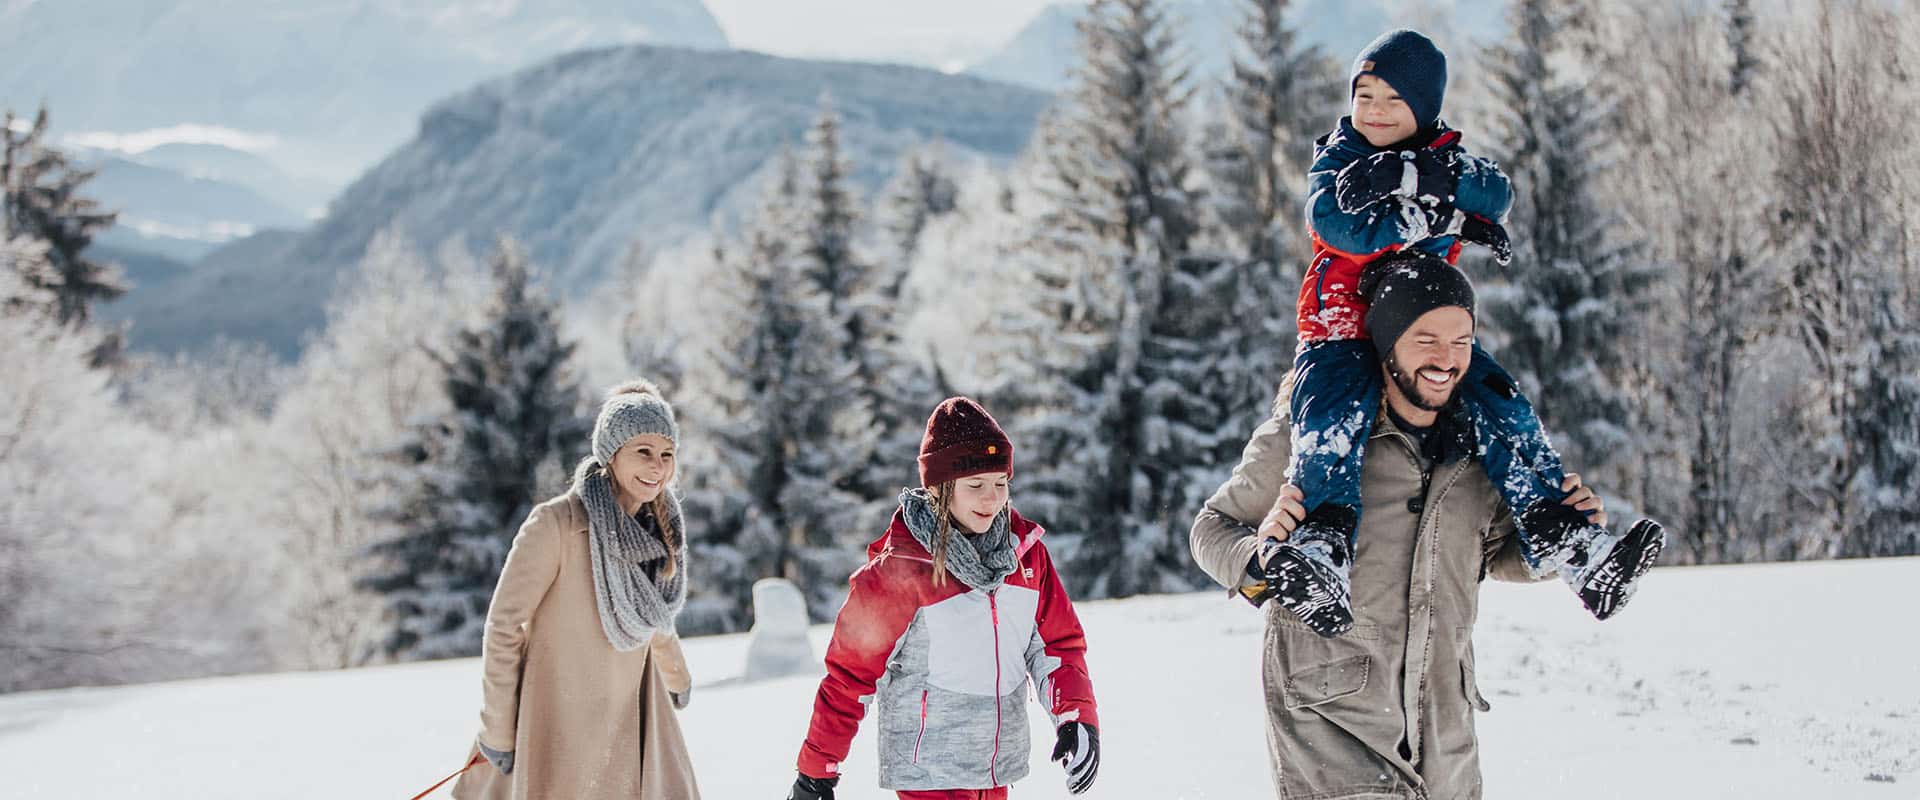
[
  {"left": 671, "top": 686, "right": 691, "bottom": 710},
  {"left": 478, "top": 739, "right": 514, "bottom": 776}
]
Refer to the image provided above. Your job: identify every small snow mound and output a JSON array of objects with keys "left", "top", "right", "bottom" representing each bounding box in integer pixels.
[{"left": 743, "top": 578, "right": 816, "bottom": 681}]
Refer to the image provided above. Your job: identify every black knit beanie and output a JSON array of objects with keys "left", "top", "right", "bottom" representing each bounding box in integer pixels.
[{"left": 1361, "top": 251, "right": 1476, "bottom": 352}]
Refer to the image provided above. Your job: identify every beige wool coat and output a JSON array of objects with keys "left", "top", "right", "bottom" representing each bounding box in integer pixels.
[
  {"left": 1191, "top": 411, "right": 1544, "bottom": 800},
  {"left": 453, "top": 492, "right": 700, "bottom": 800}
]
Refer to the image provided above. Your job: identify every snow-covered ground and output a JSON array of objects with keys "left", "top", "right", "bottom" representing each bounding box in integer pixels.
[{"left": 3, "top": 558, "right": 1915, "bottom": 799}]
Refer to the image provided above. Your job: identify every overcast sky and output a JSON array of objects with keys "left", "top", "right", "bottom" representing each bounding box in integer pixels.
[{"left": 701, "top": 0, "right": 1071, "bottom": 70}]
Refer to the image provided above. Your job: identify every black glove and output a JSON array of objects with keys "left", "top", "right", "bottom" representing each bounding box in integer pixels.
[
  {"left": 1051, "top": 721, "right": 1100, "bottom": 794},
  {"left": 788, "top": 773, "right": 838, "bottom": 800},
  {"left": 1458, "top": 214, "right": 1512, "bottom": 266},
  {"left": 477, "top": 739, "right": 514, "bottom": 776},
  {"left": 671, "top": 687, "right": 691, "bottom": 710},
  {"left": 1334, "top": 147, "right": 1457, "bottom": 214}
]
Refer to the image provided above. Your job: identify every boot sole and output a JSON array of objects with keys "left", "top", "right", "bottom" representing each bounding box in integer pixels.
[
  {"left": 1266, "top": 547, "right": 1355, "bottom": 638},
  {"left": 1580, "top": 519, "right": 1667, "bottom": 620}
]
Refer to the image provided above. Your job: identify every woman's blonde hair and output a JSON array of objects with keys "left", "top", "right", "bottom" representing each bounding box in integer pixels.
[{"left": 648, "top": 490, "right": 678, "bottom": 581}]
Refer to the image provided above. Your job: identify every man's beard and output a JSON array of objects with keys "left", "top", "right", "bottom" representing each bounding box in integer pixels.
[{"left": 1385, "top": 352, "right": 1459, "bottom": 412}]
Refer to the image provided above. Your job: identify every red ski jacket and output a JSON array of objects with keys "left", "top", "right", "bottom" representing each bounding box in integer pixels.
[{"left": 796, "top": 505, "right": 1098, "bottom": 790}]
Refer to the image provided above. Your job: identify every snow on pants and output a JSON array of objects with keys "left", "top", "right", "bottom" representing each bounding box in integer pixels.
[
  {"left": 1288, "top": 338, "right": 1571, "bottom": 561},
  {"left": 895, "top": 789, "right": 1009, "bottom": 799}
]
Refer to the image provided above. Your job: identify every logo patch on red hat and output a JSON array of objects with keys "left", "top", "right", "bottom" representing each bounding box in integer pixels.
[{"left": 950, "top": 453, "right": 1006, "bottom": 473}]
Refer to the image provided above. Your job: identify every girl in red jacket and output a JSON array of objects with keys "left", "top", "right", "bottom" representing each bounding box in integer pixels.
[{"left": 787, "top": 397, "right": 1100, "bottom": 800}]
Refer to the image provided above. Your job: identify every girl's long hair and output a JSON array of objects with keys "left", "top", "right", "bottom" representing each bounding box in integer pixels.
[{"left": 928, "top": 480, "right": 955, "bottom": 588}]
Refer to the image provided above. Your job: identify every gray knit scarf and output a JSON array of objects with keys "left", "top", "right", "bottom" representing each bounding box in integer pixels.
[
  {"left": 573, "top": 459, "right": 687, "bottom": 651},
  {"left": 899, "top": 488, "right": 1018, "bottom": 592}
]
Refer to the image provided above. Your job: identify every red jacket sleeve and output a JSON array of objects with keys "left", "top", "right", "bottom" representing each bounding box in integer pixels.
[
  {"left": 1028, "top": 543, "right": 1099, "bottom": 731},
  {"left": 796, "top": 558, "right": 922, "bottom": 778}
]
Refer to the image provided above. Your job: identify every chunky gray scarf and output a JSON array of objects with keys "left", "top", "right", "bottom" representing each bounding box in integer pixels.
[
  {"left": 899, "top": 488, "right": 1018, "bottom": 592},
  {"left": 574, "top": 460, "right": 687, "bottom": 651}
]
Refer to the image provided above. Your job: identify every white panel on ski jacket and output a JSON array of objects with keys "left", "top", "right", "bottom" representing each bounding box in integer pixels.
[{"left": 797, "top": 506, "right": 1098, "bottom": 791}]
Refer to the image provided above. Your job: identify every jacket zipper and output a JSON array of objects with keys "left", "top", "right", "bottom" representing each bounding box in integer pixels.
[
  {"left": 989, "top": 590, "right": 1003, "bottom": 785},
  {"left": 913, "top": 689, "right": 928, "bottom": 764},
  {"left": 1313, "top": 257, "right": 1330, "bottom": 312}
]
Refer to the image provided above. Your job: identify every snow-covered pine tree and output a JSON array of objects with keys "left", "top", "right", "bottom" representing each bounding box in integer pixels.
[
  {"left": 0, "top": 107, "right": 123, "bottom": 330},
  {"left": 681, "top": 152, "right": 874, "bottom": 629},
  {"left": 361, "top": 240, "right": 588, "bottom": 660},
  {"left": 0, "top": 298, "right": 120, "bottom": 690},
  {"left": 1854, "top": 280, "right": 1920, "bottom": 557},
  {"left": 1587, "top": 1, "right": 1776, "bottom": 563},
  {"left": 878, "top": 141, "right": 959, "bottom": 267},
  {"left": 1204, "top": 0, "right": 1340, "bottom": 268},
  {"left": 259, "top": 233, "right": 489, "bottom": 668},
  {"left": 1002, "top": 0, "right": 1217, "bottom": 597},
  {"left": 672, "top": 236, "right": 764, "bottom": 634},
  {"left": 0, "top": 238, "right": 263, "bottom": 690},
  {"left": 1724, "top": 0, "right": 1759, "bottom": 97},
  {"left": 1476, "top": 0, "right": 1657, "bottom": 480},
  {"left": 1140, "top": 0, "right": 1329, "bottom": 555},
  {"left": 1186, "top": 0, "right": 1337, "bottom": 455},
  {"left": 1683, "top": 1, "right": 1771, "bottom": 562},
  {"left": 867, "top": 144, "right": 957, "bottom": 493},
  {"left": 0, "top": 233, "right": 56, "bottom": 319},
  {"left": 613, "top": 241, "right": 686, "bottom": 397},
  {"left": 1768, "top": 3, "right": 1918, "bottom": 558},
  {"left": 792, "top": 100, "right": 903, "bottom": 506}
]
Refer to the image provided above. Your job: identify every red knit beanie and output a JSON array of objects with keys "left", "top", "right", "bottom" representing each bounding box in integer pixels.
[{"left": 918, "top": 396, "right": 1014, "bottom": 487}]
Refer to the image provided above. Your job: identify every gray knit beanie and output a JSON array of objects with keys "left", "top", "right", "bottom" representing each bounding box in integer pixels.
[{"left": 592, "top": 379, "right": 680, "bottom": 466}]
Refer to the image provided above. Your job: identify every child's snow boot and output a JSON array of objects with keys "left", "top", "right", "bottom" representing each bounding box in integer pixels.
[
  {"left": 1250, "top": 505, "right": 1357, "bottom": 637},
  {"left": 1574, "top": 518, "right": 1666, "bottom": 620},
  {"left": 1518, "top": 501, "right": 1666, "bottom": 620}
]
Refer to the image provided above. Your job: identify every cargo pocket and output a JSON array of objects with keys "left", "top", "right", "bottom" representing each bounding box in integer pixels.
[{"left": 1282, "top": 654, "right": 1371, "bottom": 710}]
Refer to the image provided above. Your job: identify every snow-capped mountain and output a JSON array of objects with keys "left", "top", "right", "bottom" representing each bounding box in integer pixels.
[
  {"left": 0, "top": 0, "right": 732, "bottom": 183},
  {"left": 113, "top": 44, "right": 1051, "bottom": 357}
]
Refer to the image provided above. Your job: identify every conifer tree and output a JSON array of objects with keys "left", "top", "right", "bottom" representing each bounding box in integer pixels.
[{"left": 362, "top": 241, "right": 587, "bottom": 659}]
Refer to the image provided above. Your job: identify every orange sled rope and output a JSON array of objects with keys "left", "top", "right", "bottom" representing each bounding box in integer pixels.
[{"left": 408, "top": 752, "right": 486, "bottom": 800}]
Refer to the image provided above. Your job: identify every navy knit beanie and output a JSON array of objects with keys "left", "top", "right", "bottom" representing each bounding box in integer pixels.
[
  {"left": 1351, "top": 29, "right": 1448, "bottom": 129},
  {"left": 1361, "top": 251, "right": 1475, "bottom": 352}
]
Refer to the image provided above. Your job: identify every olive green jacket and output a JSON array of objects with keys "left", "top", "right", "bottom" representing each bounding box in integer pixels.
[{"left": 1191, "top": 411, "right": 1543, "bottom": 800}]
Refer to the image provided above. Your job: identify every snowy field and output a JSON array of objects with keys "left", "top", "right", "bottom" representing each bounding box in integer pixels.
[{"left": 2, "top": 558, "right": 1915, "bottom": 799}]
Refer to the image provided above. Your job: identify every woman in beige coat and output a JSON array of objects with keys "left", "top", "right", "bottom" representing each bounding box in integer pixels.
[{"left": 453, "top": 380, "right": 702, "bottom": 799}]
